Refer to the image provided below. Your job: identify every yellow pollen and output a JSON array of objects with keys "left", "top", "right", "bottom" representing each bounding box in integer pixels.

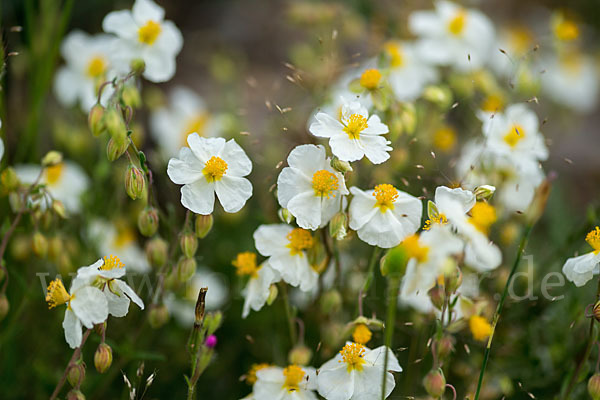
[
  {"left": 339, "top": 342, "right": 366, "bottom": 372},
  {"left": 286, "top": 228, "right": 314, "bottom": 256},
  {"left": 423, "top": 213, "right": 448, "bottom": 230},
  {"left": 352, "top": 324, "right": 372, "bottom": 345},
  {"left": 45, "top": 279, "right": 72, "bottom": 309},
  {"left": 246, "top": 363, "right": 269, "bottom": 385},
  {"left": 373, "top": 184, "right": 398, "bottom": 212},
  {"left": 282, "top": 365, "right": 305, "bottom": 392},
  {"left": 138, "top": 20, "right": 162, "bottom": 45},
  {"left": 312, "top": 170, "right": 339, "bottom": 198},
  {"left": 343, "top": 114, "right": 368, "bottom": 140},
  {"left": 481, "top": 94, "right": 504, "bottom": 113},
  {"left": 469, "top": 315, "right": 492, "bottom": 341},
  {"left": 113, "top": 226, "right": 136, "bottom": 248},
  {"left": 503, "top": 124, "right": 526, "bottom": 148},
  {"left": 359, "top": 69, "right": 382, "bottom": 90},
  {"left": 182, "top": 114, "right": 209, "bottom": 147},
  {"left": 586, "top": 227, "right": 600, "bottom": 254},
  {"left": 45, "top": 163, "right": 64, "bottom": 185},
  {"left": 203, "top": 156, "right": 228, "bottom": 182},
  {"left": 469, "top": 202, "right": 497, "bottom": 233},
  {"left": 232, "top": 252, "right": 260, "bottom": 277},
  {"left": 448, "top": 10, "right": 467, "bottom": 36},
  {"left": 402, "top": 234, "right": 429, "bottom": 263},
  {"left": 384, "top": 42, "right": 404, "bottom": 68},
  {"left": 101, "top": 254, "right": 124, "bottom": 270},
  {"left": 554, "top": 18, "right": 579, "bottom": 42},
  {"left": 86, "top": 56, "right": 107, "bottom": 78},
  {"left": 433, "top": 127, "right": 457, "bottom": 152}
]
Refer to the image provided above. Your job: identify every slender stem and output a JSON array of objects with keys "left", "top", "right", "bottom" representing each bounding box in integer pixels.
[
  {"left": 474, "top": 224, "right": 533, "bottom": 400},
  {"left": 381, "top": 275, "right": 401, "bottom": 400},
  {"left": 50, "top": 329, "right": 92, "bottom": 400},
  {"left": 280, "top": 283, "right": 297, "bottom": 346}
]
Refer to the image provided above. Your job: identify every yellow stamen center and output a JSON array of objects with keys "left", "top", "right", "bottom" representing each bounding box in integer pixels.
[
  {"left": 182, "top": 114, "right": 209, "bottom": 147},
  {"left": 343, "top": 114, "right": 368, "bottom": 140},
  {"left": 554, "top": 19, "right": 579, "bottom": 42},
  {"left": 423, "top": 213, "right": 448, "bottom": 230},
  {"left": 286, "top": 228, "right": 314, "bottom": 256},
  {"left": 352, "top": 323, "right": 372, "bottom": 345},
  {"left": 402, "top": 234, "right": 429, "bottom": 263},
  {"left": 433, "top": 127, "right": 457, "bottom": 152},
  {"left": 203, "top": 156, "right": 228, "bottom": 182},
  {"left": 113, "top": 226, "right": 136, "bottom": 249},
  {"left": 232, "top": 252, "right": 260, "bottom": 278},
  {"left": 503, "top": 124, "right": 526, "bottom": 148},
  {"left": 45, "top": 163, "right": 64, "bottom": 185},
  {"left": 45, "top": 279, "right": 72, "bottom": 309},
  {"left": 138, "top": 20, "right": 162, "bottom": 45},
  {"left": 448, "top": 10, "right": 467, "bottom": 36},
  {"left": 586, "top": 227, "right": 600, "bottom": 254},
  {"left": 373, "top": 184, "right": 398, "bottom": 212},
  {"left": 86, "top": 56, "right": 107, "bottom": 78},
  {"left": 469, "top": 315, "right": 492, "bottom": 341},
  {"left": 101, "top": 254, "right": 124, "bottom": 270},
  {"left": 385, "top": 42, "right": 404, "bottom": 68},
  {"left": 282, "top": 365, "right": 305, "bottom": 392},
  {"left": 481, "top": 94, "right": 504, "bottom": 113},
  {"left": 339, "top": 342, "right": 366, "bottom": 372},
  {"left": 245, "top": 363, "right": 269, "bottom": 385},
  {"left": 359, "top": 69, "right": 382, "bottom": 90},
  {"left": 469, "top": 202, "right": 497, "bottom": 233},
  {"left": 312, "top": 170, "right": 339, "bottom": 198}
]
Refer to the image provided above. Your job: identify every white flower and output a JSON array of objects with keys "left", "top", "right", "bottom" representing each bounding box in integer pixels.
[
  {"left": 348, "top": 184, "right": 422, "bottom": 248},
  {"left": 317, "top": 342, "right": 402, "bottom": 400},
  {"left": 309, "top": 100, "right": 391, "bottom": 164},
  {"left": 167, "top": 134, "right": 253, "bottom": 215},
  {"left": 489, "top": 26, "right": 536, "bottom": 78},
  {"left": 232, "top": 252, "right": 281, "bottom": 318},
  {"left": 253, "top": 224, "right": 319, "bottom": 292},
  {"left": 102, "top": 0, "right": 183, "bottom": 82},
  {"left": 15, "top": 161, "right": 89, "bottom": 213},
  {"left": 562, "top": 227, "right": 600, "bottom": 287},
  {"left": 88, "top": 220, "right": 150, "bottom": 273},
  {"left": 254, "top": 365, "right": 318, "bottom": 400},
  {"left": 73, "top": 255, "right": 144, "bottom": 318},
  {"left": 0, "top": 137, "right": 3, "bottom": 161},
  {"left": 384, "top": 41, "right": 438, "bottom": 101},
  {"left": 277, "top": 144, "right": 348, "bottom": 230},
  {"left": 409, "top": 1, "right": 495, "bottom": 71},
  {"left": 54, "top": 31, "right": 117, "bottom": 111},
  {"left": 45, "top": 277, "right": 108, "bottom": 348},
  {"left": 150, "top": 86, "right": 222, "bottom": 160}
]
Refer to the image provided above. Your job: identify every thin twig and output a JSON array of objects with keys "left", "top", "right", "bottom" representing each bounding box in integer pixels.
[{"left": 49, "top": 329, "right": 92, "bottom": 400}]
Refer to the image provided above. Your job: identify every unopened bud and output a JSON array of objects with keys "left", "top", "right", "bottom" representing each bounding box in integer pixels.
[
  {"left": 436, "top": 335, "right": 455, "bottom": 360},
  {"left": 593, "top": 301, "right": 600, "bottom": 322},
  {"left": 204, "top": 311, "right": 223, "bottom": 336},
  {"left": 278, "top": 208, "right": 294, "bottom": 224},
  {"left": 125, "top": 164, "right": 146, "bottom": 200},
  {"left": 266, "top": 284, "right": 278, "bottom": 305},
  {"left": 1, "top": 167, "right": 19, "bottom": 193},
  {"left": 48, "top": 236, "right": 63, "bottom": 261},
  {"left": 329, "top": 212, "right": 348, "bottom": 240},
  {"left": 148, "top": 304, "right": 169, "bottom": 329},
  {"left": 526, "top": 179, "right": 551, "bottom": 225},
  {"left": 177, "top": 257, "right": 197, "bottom": 282},
  {"left": 67, "top": 389, "right": 86, "bottom": 400},
  {"left": 423, "top": 85, "right": 453, "bottom": 109},
  {"left": 106, "top": 137, "right": 129, "bottom": 162},
  {"left": 0, "top": 294, "right": 9, "bottom": 321},
  {"left": 88, "top": 104, "right": 105, "bottom": 137},
  {"left": 103, "top": 108, "right": 127, "bottom": 145},
  {"left": 423, "top": 368, "right": 446, "bottom": 398},
  {"left": 52, "top": 200, "right": 67, "bottom": 218},
  {"left": 288, "top": 344, "right": 312, "bottom": 366},
  {"left": 428, "top": 284, "right": 445, "bottom": 310},
  {"left": 130, "top": 58, "right": 146, "bottom": 75},
  {"left": 330, "top": 157, "right": 353, "bottom": 173},
  {"left": 94, "top": 343, "right": 113, "bottom": 373},
  {"left": 195, "top": 214, "right": 213, "bottom": 238},
  {"left": 138, "top": 207, "right": 159, "bottom": 237},
  {"left": 589, "top": 373, "right": 600, "bottom": 400},
  {"left": 444, "top": 266, "right": 462, "bottom": 294},
  {"left": 122, "top": 85, "right": 141, "bottom": 109},
  {"left": 320, "top": 289, "right": 342, "bottom": 314},
  {"left": 474, "top": 185, "right": 496, "bottom": 201},
  {"left": 399, "top": 103, "right": 417, "bottom": 135},
  {"left": 32, "top": 231, "right": 48, "bottom": 258},
  {"left": 67, "top": 361, "right": 86, "bottom": 388},
  {"left": 180, "top": 232, "right": 198, "bottom": 258},
  {"left": 380, "top": 246, "right": 408, "bottom": 277},
  {"left": 42, "top": 151, "right": 63, "bottom": 167},
  {"left": 145, "top": 237, "right": 168, "bottom": 268}
]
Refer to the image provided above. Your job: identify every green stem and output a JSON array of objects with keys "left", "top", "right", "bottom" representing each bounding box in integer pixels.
[
  {"left": 362, "top": 247, "right": 382, "bottom": 295},
  {"left": 474, "top": 224, "right": 533, "bottom": 400},
  {"left": 381, "top": 275, "right": 401, "bottom": 400},
  {"left": 281, "top": 283, "right": 297, "bottom": 346}
]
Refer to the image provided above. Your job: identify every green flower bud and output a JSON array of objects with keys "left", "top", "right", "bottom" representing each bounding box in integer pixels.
[
  {"left": 474, "top": 185, "right": 496, "bottom": 201},
  {"left": 380, "top": 246, "right": 408, "bottom": 277},
  {"left": 41, "top": 151, "right": 63, "bottom": 167},
  {"left": 266, "top": 284, "right": 278, "bottom": 305},
  {"left": 1, "top": 167, "right": 20, "bottom": 194},
  {"left": 48, "top": 236, "right": 63, "bottom": 261},
  {"left": 32, "top": 231, "right": 48, "bottom": 258},
  {"left": 148, "top": 304, "right": 170, "bottom": 329},
  {"left": 589, "top": 373, "right": 600, "bottom": 400},
  {"left": 52, "top": 200, "right": 68, "bottom": 219},
  {"left": 137, "top": 207, "right": 159, "bottom": 237},
  {"left": 145, "top": 237, "right": 168, "bottom": 268},
  {"left": 330, "top": 157, "right": 353, "bottom": 173},
  {"left": 130, "top": 58, "right": 146, "bottom": 75},
  {"left": 88, "top": 104, "right": 105, "bottom": 137},
  {"left": 195, "top": 214, "right": 213, "bottom": 239},
  {"left": 94, "top": 343, "right": 113, "bottom": 374},
  {"left": 125, "top": 164, "right": 146, "bottom": 200},
  {"left": 122, "top": 85, "right": 141, "bottom": 109},
  {"left": 177, "top": 257, "right": 197, "bottom": 282},
  {"left": 320, "top": 289, "right": 342, "bottom": 315},
  {"left": 103, "top": 108, "right": 127, "bottom": 146},
  {"left": 423, "top": 368, "right": 446, "bottom": 398},
  {"left": 67, "top": 361, "right": 86, "bottom": 388},
  {"left": 436, "top": 335, "right": 455, "bottom": 361},
  {"left": 106, "top": 137, "right": 129, "bottom": 162},
  {"left": 444, "top": 265, "right": 462, "bottom": 294},
  {"left": 67, "top": 389, "right": 86, "bottom": 400},
  {"left": 204, "top": 311, "right": 223, "bottom": 336},
  {"left": 329, "top": 212, "right": 348, "bottom": 240},
  {"left": 0, "top": 294, "right": 9, "bottom": 321},
  {"left": 288, "top": 344, "right": 312, "bottom": 366},
  {"left": 428, "top": 284, "right": 445, "bottom": 310},
  {"left": 180, "top": 232, "right": 198, "bottom": 258},
  {"left": 423, "top": 85, "right": 453, "bottom": 109},
  {"left": 526, "top": 179, "right": 551, "bottom": 225},
  {"left": 278, "top": 208, "right": 294, "bottom": 224}
]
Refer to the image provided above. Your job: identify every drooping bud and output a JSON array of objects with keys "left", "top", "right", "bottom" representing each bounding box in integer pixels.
[
  {"left": 177, "top": 257, "right": 197, "bottom": 282},
  {"left": 0, "top": 294, "right": 9, "bottom": 321},
  {"left": 124, "top": 164, "right": 146, "bottom": 200},
  {"left": 88, "top": 104, "right": 105, "bottom": 137},
  {"left": 180, "top": 232, "right": 198, "bottom": 258},
  {"left": 423, "top": 368, "right": 446, "bottom": 398},
  {"left": 48, "top": 236, "right": 63, "bottom": 261},
  {"left": 67, "top": 389, "right": 86, "bottom": 400},
  {"left": 103, "top": 108, "right": 127, "bottom": 146},
  {"left": 148, "top": 304, "right": 169, "bottom": 329},
  {"left": 41, "top": 151, "right": 63, "bottom": 167},
  {"left": 288, "top": 344, "right": 313, "bottom": 366},
  {"left": 593, "top": 301, "right": 600, "bottom": 322},
  {"left": 1, "top": 167, "right": 19, "bottom": 194},
  {"left": 320, "top": 289, "right": 342, "bottom": 315},
  {"left": 137, "top": 207, "right": 159, "bottom": 237},
  {"left": 122, "top": 85, "right": 141, "bottom": 109},
  {"left": 444, "top": 266, "right": 462, "bottom": 294},
  {"left": 330, "top": 157, "right": 353, "bottom": 173},
  {"left": 589, "top": 373, "right": 600, "bottom": 400},
  {"left": 380, "top": 246, "right": 408, "bottom": 277},
  {"left": 436, "top": 335, "right": 456, "bottom": 360},
  {"left": 67, "top": 361, "right": 86, "bottom": 388},
  {"left": 195, "top": 214, "right": 213, "bottom": 239},
  {"left": 428, "top": 284, "right": 445, "bottom": 310},
  {"left": 329, "top": 212, "right": 348, "bottom": 240},
  {"left": 32, "top": 231, "right": 48, "bottom": 258},
  {"left": 130, "top": 58, "right": 146, "bottom": 76},
  {"left": 266, "top": 284, "right": 278, "bottom": 305},
  {"left": 106, "top": 137, "right": 129, "bottom": 162},
  {"left": 52, "top": 200, "right": 67, "bottom": 219},
  {"left": 277, "top": 208, "right": 294, "bottom": 224},
  {"left": 94, "top": 343, "right": 113, "bottom": 373},
  {"left": 145, "top": 237, "right": 168, "bottom": 268}
]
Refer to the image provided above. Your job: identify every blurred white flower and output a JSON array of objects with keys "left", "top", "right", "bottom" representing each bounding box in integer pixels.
[
  {"left": 167, "top": 135, "right": 252, "bottom": 215},
  {"left": 232, "top": 252, "right": 280, "bottom": 318},
  {"left": 253, "top": 224, "right": 318, "bottom": 292},
  {"left": 489, "top": 26, "right": 536, "bottom": 78},
  {"left": 409, "top": 0, "right": 495, "bottom": 71},
  {"left": 0, "top": 137, "right": 3, "bottom": 161},
  {"left": 46, "top": 277, "right": 108, "bottom": 348},
  {"left": 150, "top": 86, "right": 222, "bottom": 160},
  {"left": 309, "top": 100, "right": 391, "bottom": 164},
  {"left": 563, "top": 226, "right": 600, "bottom": 287},
  {"left": 102, "top": 0, "right": 183, "bottom": 82},
  {"left": 254, "top": 365, "right": 318, "bottom": 400},
  {"left": 348, "top": 184, "right": 422, "bottom": 248},
  {"left": 277, "top": 144, "right": 348, "bottom": 230},
  {"left": 89, "top": 220, "right": 150, "bottom": 273},
  {"left": 384, "top": 41, "right": 438, "bottom": 101},
  {"left": 317, "top": 342, "right": 402, "bottom": 400}
]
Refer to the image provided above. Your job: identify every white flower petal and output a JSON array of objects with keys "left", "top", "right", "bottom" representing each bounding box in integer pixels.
[
  {"left": 181, "top": 179, "right": 216, "bottom": 215},
  {"left": 70, "top": 286, "right": 108, "bottom": 328},
  {"left": 287, "top": 191, "right": 322, "bottom": 230},
  {"left": 143, "top": 48, "right": 177, "bottom": 82},
  {"left": 253, "top": 224, "right": 292, "bottom": 257},
  {"left": 117, "top": 279, "right": 145, "bottom": 310},
  {"left": 219, "top": 139, "right": 252, "bottom": 176},
  {"left": 167, "top": 147, "right": 206, "bottom": 184},
  {"left": 214, "top": 175, "right": 252, "bottom": 213},
  {"left": 63, "top": 309, "right": 83, "bottom": 349},
  {"left": 132, "top": 0, "right": 165, "bottom": 24},
  {"left": 329, "top": 135, "right": 365, "bottom": 162},
  {"left": 102, "top": 10, "right": 137, "bottom": 40},
  {"left": 310, "top": 113, "right": 343, "bottom": 138},
  {"left": 187, "top": 134, "right": 226, "bottom": 163},
  {"left": 317, "top": 364, "right": 354, "bottom": 400}
]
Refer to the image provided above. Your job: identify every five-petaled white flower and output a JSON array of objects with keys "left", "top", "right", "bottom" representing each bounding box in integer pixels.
[
  {"left": 277, "top": 144, "right": 348, "bottom": 230},
  {"left": 348, "top": 184, "right": 422, "bottom": 248},
  {"left": 253, "top": 224, "right": 319, "bottom": 292},
  {"left": 232, "top": 252, "right": 281, "bottom": 318},
  {"left": 317, "top": 342, "right": 402, "bottom": 400},
  {"left": 167, "top": 134, "right": 253, "bottom": 215},
  {"left": 309, "top": 100, "right": 391, "bottom": 164},
  {"left": 384, "top": 41, "right": 438, "bottom": 102},
  {"left": 103, "top": 0, "right": 183, "bottom": 82},
  {"left": 253, "top": 365, "right": 318, "bottom": 400},
  {"left": 563, "top": 227, "right": 600, "bottom": 287}
]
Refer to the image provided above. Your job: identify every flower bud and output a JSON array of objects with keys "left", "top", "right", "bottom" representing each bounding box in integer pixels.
[
  {"left": 329, "top": 212, "right": 348, "bottom": 240},
  {"left": 125, "top": 164, "right": 146, "bottom": 200},
  {"left": 177, "top": 257, "right": 197, "bottom": 282},
  {"left": 320, "top": 289, "right": 342, "bottom": 315},
  {"left": 0, "top": 294, "right": 9, "bottom": 321},
  {"left": 278, "top": 208, "right": 294, "bottom": 224},
  {"left": 380, "top": 246, "right": 408, "bottom": 277},
  {"left": 106, "top": 137, "right": 129, "bottom": 162},
  {"left": 428, "top": 284, "right": 445, "bottom": 310},
  {"left": 1, "top": 167, "right": 19, "bottom": 194},
  {"left": 195, "top": 214, "right": 213, "bottom": 239},
  {"left": 399, "top": 103, "right": 417, "bottom": 135},
  {"left": 423, "top": 368, "right": 446, "bottom": 398},
  {"left": 67, "top": 389, "right": 86, "bottom": 400},
  {"left": 589, "top": 373, "right": 600, "bottom": 400},
  {"left": 103, "top": 108, "right": 127, "bottom": 146},
  {"left": 94, "top": 343, "right": 113, "bottom": 373},
  {"left": 148, "top": 304, "right": 169, "bottom": 329},
  {"left": 67, "top": 361, "right": 86, "bottom": 388},
  {"left": 180, "top": 232, "right": 198, "bottom": 258},
  {"left": 130, "top": 58, "right": 146, "bottom": 75},
  {"left": 474, "top": 185, "right": 496, "bottom": 201},
  {"left": 52, "top": 200, "right": 68, "bottom": 219},
  {"left": 204, "top": 334, "right": 218, "bottom": 348},
  {"left": 41, "top": 151, "right": 63, "bottom": 167},
  {"left": 330, "top": 157, "right": 353, "bottom": 173},
  {"left": 88, "top": 104, "right": 105, "bottom": 137},
  {"left": 423, "top": 85, "right": 453, "bottom": 109},
  {"left": 48, "top": 236, "right": 63, "bottom": 261},
  {"left": 145, "top": 237, "right": 168, "bottom": 268},
  {"left": 444, "top": 266, "right": 462, "bottom": 294},
  {"left": 436, "top": 335, "right": 455, "bottom": 360},
  {"left": 204, "top": 311, "right": 223, "bottom": 336},
  {"left": 122, "top": 85, "right": 141, "bottom": 109},
  {"left": 138, "top": 207, "right": 159, "bottom": 237},
  {"left": 288, "top": 344, "right": 312, "bottom": 366},
  {"left": 266, "top": 284, "right": 278, "bottom": 305},
  {"left": 593, "top": 301, "right": 600, "bottom": 323},
  {"left": 32, "top": 231, "right": 48, "bottom": 258}
]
